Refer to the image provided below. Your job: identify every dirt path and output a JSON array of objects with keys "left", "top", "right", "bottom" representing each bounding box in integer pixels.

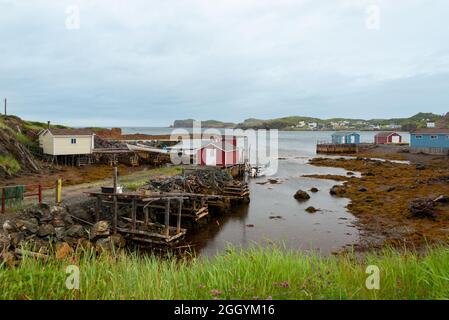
[{"left": 0, "top": 166, "right": 181, "bottom": 229}]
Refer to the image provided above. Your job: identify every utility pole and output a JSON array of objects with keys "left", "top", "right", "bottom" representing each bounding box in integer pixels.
[{"left": 3, "top": 98, "right": 6, "bottom": 116}]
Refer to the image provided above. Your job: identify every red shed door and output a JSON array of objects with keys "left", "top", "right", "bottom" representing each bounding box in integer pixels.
[
  {"left": 391, "top": 135, "right": 401, "bottom": 143},
  {"left": 205, "top": 148, "right": 217, "bottom": 166}
]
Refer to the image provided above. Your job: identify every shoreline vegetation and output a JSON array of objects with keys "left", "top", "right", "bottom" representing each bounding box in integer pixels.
[{"left": 1, "top": 245, "right": 448, "bottom": 300}]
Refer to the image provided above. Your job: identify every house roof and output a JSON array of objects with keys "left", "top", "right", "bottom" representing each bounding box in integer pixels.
[
  {"left": 332, "top": 132, "right": 359, "bottom": 137},
  {"left": 375, "top": 131, "right": 400, "bottom": 138},
  {"left": 412, "top": 128, "right": 449, "bottom": 135},
  {"left": 44, "top": 128, "right": 95, "bottom": 136},
  {"left": 170, "top": 139, "right": 237, "bottom": 152},
  {"left": 202, "top": 141, "right": 236, "bottom": 152}
]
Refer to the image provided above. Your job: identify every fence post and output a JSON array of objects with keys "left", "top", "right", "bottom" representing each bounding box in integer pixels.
[
  {"left": 38, "top": 185, "right": 42, "bottom": 204},
  {"left": 55, "top": 179, "right": 62, "bottom": 206},
  {"left": 1, "top": 188, "right": 5, "bottom": 214}
]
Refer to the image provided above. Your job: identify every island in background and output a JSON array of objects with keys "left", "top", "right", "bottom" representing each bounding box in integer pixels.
[{"left": 171, "top": 112, "right": 448, "bottom": 131}]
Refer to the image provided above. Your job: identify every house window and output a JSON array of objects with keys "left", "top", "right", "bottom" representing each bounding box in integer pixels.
[
  {"left": 415, "top": 135, "right": 422, "bottom": 139},
  {"left": 71, "top": 138, "right": 77, "bottom": 144},
  {"left": 430, "top": 135, "right": 438, "bottom": 140}
]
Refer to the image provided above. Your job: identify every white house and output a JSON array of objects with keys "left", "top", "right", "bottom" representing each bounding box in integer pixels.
[
  {"left": 427, "top": 122, "right": 436, "bottom": 128},
  {"left": 39, "top": 128, "right": 95, "bottom": 156}
]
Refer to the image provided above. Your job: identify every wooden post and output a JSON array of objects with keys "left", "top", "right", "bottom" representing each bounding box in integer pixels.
[
  {"left": 55, "top": 179, "right": 62, "bottom": 206},
  {"left": 113, "top": 196, "right": 118, "bottom": 234},
  {"left": 131, "top": 199, "right": 137, "bottom": 231},
  {"left": 165, "top": 199, "right": 170, "bottom": 237},
  {"left": 113, "top": 167, "right": 118, "bottom": 193},
  {"left": 177, "top": 199, "right": 182, "bottom": 234},
  {"left": 1, "top": 188, "right": 5, "bottom": 214},
  {"left": 113, "top": 167, "right": 118, "bottom": 234},
  {"left": 144, "top": 207, "right": 149, "bottom": 225},
  {"left": 95, "top": 197, "right": 101, "bottom": 222},
  {"left": 3, "top": 98, "right": 6, "bottom": 116},
  {"left": 38, "top": 185, "right": 42, "bottom": 204}
]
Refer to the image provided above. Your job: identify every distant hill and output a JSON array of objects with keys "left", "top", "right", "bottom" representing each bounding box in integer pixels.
[
  {"left": 171, "top": 113, "right": 444, "bottom": 131},
  {"left": 171, "top": 119, "right": 236, "bottom": 128}
]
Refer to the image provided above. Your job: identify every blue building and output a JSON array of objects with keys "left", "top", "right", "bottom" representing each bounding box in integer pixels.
[
  {"left": 410, "top": 129, "right": 449, "bottom": 155},
  {"left": 331, "top": 132, "right": 361, "bottom": 145}
]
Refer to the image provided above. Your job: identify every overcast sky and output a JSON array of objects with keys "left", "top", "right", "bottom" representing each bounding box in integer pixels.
[{"left": 1, "top": 0, "right": 448, "bottom": 126}]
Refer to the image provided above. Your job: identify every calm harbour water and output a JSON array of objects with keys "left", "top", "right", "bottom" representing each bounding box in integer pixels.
[{"left": 123, "top": 128, "right": 409, "bottom": 256}]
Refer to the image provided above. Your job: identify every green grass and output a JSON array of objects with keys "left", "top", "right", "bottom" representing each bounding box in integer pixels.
[
  {"left": 1, "top": 246, "right": 448, "bottom": 300},
  {"left": 0, "top": 155, "right": 21, "bottom": 175}
]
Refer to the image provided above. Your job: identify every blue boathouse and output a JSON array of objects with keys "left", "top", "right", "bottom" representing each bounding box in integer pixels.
[
  {"left": 410, "top": 129, "right": 449, "bottom": 155},
  {"left": 331, "top": 132, "right": 361, "bottom": 145}
]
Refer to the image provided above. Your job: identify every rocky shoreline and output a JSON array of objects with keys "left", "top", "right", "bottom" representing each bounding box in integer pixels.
[
  {"left": 308, "top": 156, "right": 449, "bottom": 250},
  {"left": 0, "top": 202, "right": 124, "bottom": 266}
]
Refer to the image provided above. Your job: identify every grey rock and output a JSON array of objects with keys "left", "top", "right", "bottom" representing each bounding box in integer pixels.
[
  {"left": 91, "top": 221, "right": 110, "bottom": 239},
  {"left": 66, "top": 225, "right": 86, "bottom": 238},
  {"left": 37, "top": 224, "right": 56, "bottom": 237}
]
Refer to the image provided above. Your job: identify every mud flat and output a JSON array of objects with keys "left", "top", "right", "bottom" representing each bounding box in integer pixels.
[{"left": 308, "top": 157, "right": 449, "bottom": 250}]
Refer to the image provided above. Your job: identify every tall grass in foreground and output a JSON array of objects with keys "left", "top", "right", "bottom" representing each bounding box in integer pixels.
[{"left": 0, "top": 246, "right": 448, "bottom": 300}]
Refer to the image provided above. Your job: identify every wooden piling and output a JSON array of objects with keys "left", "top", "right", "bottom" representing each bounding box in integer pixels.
[
  {"left": 131, "top": 198, "right": 137, "bottom": 231},
  {"left": 165, "top": 198, "right": 170, "bottom": 237},
  {"left": 113, "top": 167, "right": 118, "bottom": 234},
  {"left": 177, "top": 199, "right": 183, "bottom": 234}
]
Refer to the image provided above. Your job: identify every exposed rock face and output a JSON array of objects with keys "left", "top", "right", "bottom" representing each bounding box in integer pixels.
[{"left": 294, "top": 190, "right": 310, "bottom": 201}]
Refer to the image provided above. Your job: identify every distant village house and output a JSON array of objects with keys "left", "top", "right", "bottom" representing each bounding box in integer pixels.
[
  {"left": 374, "top": 132, "right": 402, "bottom": 145},
  {"left": 410, "top": 128, "right": 449, "bottom": 155},
  {"left": 331, "top": 132, "right": 361, "bottom": 145}
]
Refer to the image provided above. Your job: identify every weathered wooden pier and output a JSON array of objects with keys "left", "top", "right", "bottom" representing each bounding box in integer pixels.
[
  {"left": 316, "top": 143, "right": 359, "bottom": 154},
  {"left": 89, "top": 189, "right": 249, "bottom": 245}
]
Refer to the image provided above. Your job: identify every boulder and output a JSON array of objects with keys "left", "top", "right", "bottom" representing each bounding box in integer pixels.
[
  {"left": 37, "top": 224, "right": 56, "bottom": 237},
  {"left": 415, "top": 164, "right": 426, "bottom": 170},
  {"left": 409, "top": 198, "right": 436, "bottom": 219},
  {"left": 310, "top": 187, "right": 319, "bottom": 193},
  {"left": 305, "top": 206, "right": 319, "bottom": 213},
  {"left": 358, "top": 187, "right": 368, "bottom": 192},
  {"left": 91, "top": 221, "right": 110, "bottom": 239},
  {"left": 110, "top": 234, "right": 126, "bottom": 248},
  {"left": 294, "top": 190, "right": 310, "bottom": 201},
  {"left": 16, "top": 219, "right": 39, "bottom": 234},
  {"left": 95, "top": 236, "right": 125, "bottom": 251},
  {"left": 8, "top": 232, "right": 25, "bottom": 247},
  {"left": 330, "top": 185, "right": 345, "bottom": 197},
  {"left": 65, "top": 224, "right": 86, "bottom": 238},
  {"left": 2, "top": 220, "right": 17, "bottom": 234}
]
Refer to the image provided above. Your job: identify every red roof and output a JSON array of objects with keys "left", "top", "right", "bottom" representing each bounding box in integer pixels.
[{"left": 375, "top": 131, "right": 400, "bottom": 138}]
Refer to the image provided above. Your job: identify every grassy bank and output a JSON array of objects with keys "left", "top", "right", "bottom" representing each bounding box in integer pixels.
[
  {"left": 0, "top": 155, "right": 21, "bottom": 175},
  {"left": 1, "top": 246, "right": 448, "bottom": 300}
]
